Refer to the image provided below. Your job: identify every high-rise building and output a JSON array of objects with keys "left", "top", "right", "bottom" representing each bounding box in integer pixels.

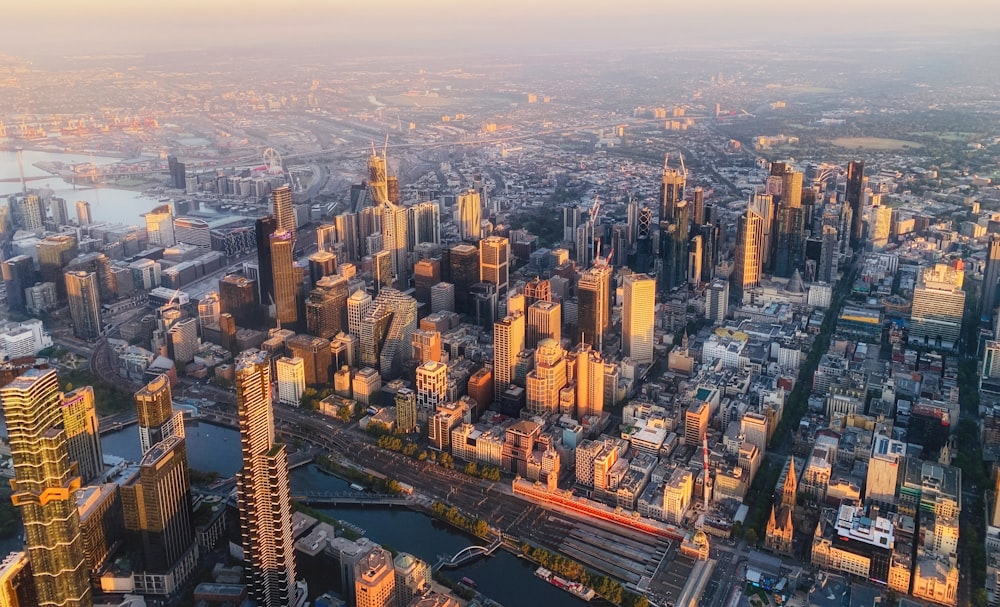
[
  {"left": 732, "top": 206, "right": 764, "bottom": 302},
  {"left": 449, "top": 244, "right": 479, "bottom": 315},
  {"left": 316, "top": 223, "right": 336, "bottom": 252},
  {"left": 577, "top": 264, "right": 612, "bottom": 350},
  {"left": 526, "top": 300, "right": 561, "bottom": 350},
  {"left": 38, "top": 234, "right": 78, "bottom": 298},
  {"left": 870, "top": 206, "right": 892, "bottom": 251},
  {"left": 771, "top": 168, "right": 805, "bottom": 278},
  {"left": 846, "top": 160, "right": 866, "bottom": 248},
  {"left": 909, "top": 262, "right": 965, "bottom": 350},
  {"left": 0, "top": 551, "right": 37, "bottom": 607},
  {"left": 430, "top": 282, "right": 455, "bottom": 313},
  {"left": 622, "top": 272, "right": 655, "bottom": 365},
  {"left": 306, "top": 276, "right": 349, "bottom": 339},
  {"left": 565, "top": 343, "right": 608, "bottom": 418},
  {"left": 75, "top": 200, "right": 92, "bottom": 226},
  {"left": 818, "top": 225, "right": 839, "bottom": 284},
  {"left": 479, "top": 236, "right": 510, "bottom": 298},
  {"left": 409, "top": 201, "right": 441, "bottom": 246},
  {"left": 234, "top": 350, "right": 298, "bottom": 607},
  {"left": 255, "top": 216, "right": 278, "bottom": 306},
  {"left": 691, "top": 186, "right": 705, "bottom": 225},
  {"left": 867, "top": 434, "right": 905, "bottom": 506},
  {"left": 685, "top": 401, "right": 709, "bottom": 446},
  {"left": 276, "top": 357, "right": 306, "bottom": 406},
  {"left": 270, "top": 230, "right": 299, "bottom": 329},
  {"left": 983, "top": 235, "right": 1000, "bottom": 321},
  {"left": 659, "top": 164, "right": 685, "bottom": 223},
  {"left": 308, "top": 251, "right": 337, "bottom": 285},
  {"left": 394, "top": 388, "right": 418, "bottom": 434},
  {"left": 659, "top": 200, "right": 689, "bottom": 292},
  {"left": 1, "top": 369, "right": 91, "bottom": 607},
  {"left": 13, "top": 194, "right": 44, "bottom": 232},
  {"left": 144, "top": 204, "right": 176, "bottom": 246},
  {"left": 220, "top": 274, "right": 260, "bottom": 328},
  {"left": 119, "top": 434, "right": 197, "bottom": 593},
  {"left": 358, "top": 289, "right": 417, "bottom": 379},
  {"left": 415, "top": 361, "right": 448, "bottom": 420},
  {"left": 413, "top": 258, "right": 441, "bottom": 306},
  {"left": 65, "top": 270, "right": 102, "bottom": 340},
  {"left": 411, "top": 329, "right": 442, "bottom": 365},
  {"left": 525, "top": 339, "right": 567, "bottom": 414},
  {"left": 494, "top": 313, "right": 525, "bottom": 402},
  {"left": 60, "top": 387, "right": 103, "bottom": 484},
  {"left": 2, "top": 255, "right": 35, "bottom": 313},
  {"left": 197, "top": 292, "right": 222, "bottom": 330},
  {"left": 705, "top": 278, "right": 729, "bottom": 325},
  {"left": 392, "top": 553, "right": 429, "bottom": 607},
  {"left": 348, "top": 290, "right": 373, "bottom": 337},
  {"left": 354, "top": 548, "right": 395, "bottom": 607},
  {"left": 272, "top": 185, "right": 296, "bottom": 234},
  {"left": 135, "top": 374, "right": 185, "bottom": 455},
  {"left": 51, "top": 196, "right": 70, "bottom": 227},
  {"left": 286, "top": 334, "right": 332, "bottom": 386},
  {"left": 167, "top": 317, "right": 199, "bottom": 364},
  {"left": 457, "top": 190, "right": 482, "bottom": 242}
]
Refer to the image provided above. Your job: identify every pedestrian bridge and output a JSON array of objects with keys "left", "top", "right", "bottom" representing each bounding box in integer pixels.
[
  {"left": 291, "top": 491, "right": 410, "bottom": 507},
  {"left": 433, "top": 537, "right": 504, "bottom": 571}
]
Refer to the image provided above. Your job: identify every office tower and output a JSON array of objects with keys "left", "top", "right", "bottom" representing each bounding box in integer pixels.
[
  {"left": 276, "top": 357, "right": 306, "bottom": 406},
  {"left": 910, "top": 262, "right": 966, "bottom": 350},
  {"left": 65, "top": 270, "right": 102, "bottom": 340},
  {"left": 732, "top": 206, "right": 764, "bottom": 301},
  {"left": 413, "top": 258, "right": 441, "bottom": 305},
  {"left": 379, "top": 289, "right": 418, "bottom": 378},
  {"left": 867, "top": 434, "right": 905, "bottom": 506},
  {"left": 577, "top": 264, "right": 612, "bottom": 350},
  {"left": 198, "top": 291, "right": 222, "bottom": 329},
  {"left": 308, "top": 251, "right": 337, "bottom": 285},
  {"left": 870, "top": 206, "right": 892, "bottom": 251},
  {"left": 479, "top": 236, "right": 510, "bottom": 298},
  {"left": 565, "top": 343, "right": 608, "bottom": 418},
  {"left": 135, "top": 374, "right": 184, "bottom": 455},
  {"left": 272, "top": 185, "right": 295, "bottom": 234},
  {"left": 470, "top": 282, "right": 498, "bottom": 328},
  {"left": 2, "top": 255, "right": 35, "bottom": 312},
  {"left": 60, "top": 387, "right": 103, "bottom": 483},
  {"left": 659, "top": 200, "right": 689, "bottom": 292},
  {"left": 373, "top": 249, "right": 393, "bottom": 294},
  {"left": 705, "top": 278, "right": 729, "bottom": 325},
  {"left": 75, "top": 200, "right": 92, "bottom": 226},
  {"left": 449, "top": 243, "right": 480, "bottom": 315},
  {"left": 494, "top": 313, "right": 525, "bottom": 402},
  {"left": 168, "top": 155, "right": 186, "bottom": 189},
  {"left": 983, "top": 235, "right": 1000, "bottom": 321},
  {"left": 393, "top": 553, "right": 429, "bottom": 607},
  {"left": 562, "top": 204, "right": 582, "bottom": 243},
  {"left": 167, "top": 317, "right": 199, "bottom": 364},
  {"left": 270, "top": 230, "right": 299, "bottom": 329},
  {"left": 234, "top": 350, "right": 297, "bottom": 607},
  {"left": 692, "top": 187, "right": 705, "bottom": 225},
  {"left": 51, "top": 196, "right": 69, "bottom": 226},
  {"left": 457, "top": 190, "right": 482, "bottom": 242},
  {"left": 622, "top": 272, "right": 655, "bottom": 365},
  {"left": 354, "top": 548, "right": 395, "bottom": 607},
  {"left": 409, "top": 201, "right": 441, "bottom": 246},
  {"left": 120, "top": 434, "right": 197, "bottom": 593},
  {"left": 687, "top": 235, "right": 703, "bottom": 287},
  {"left": 348, "top": 290, "right": 373, "bottom": 337},
  {"left": 255, "top": 216, "right": 278, "bottom": 306},
  {"left": 526, "top": 339, "right": 567, "bottom": 414},
  {"left": 1, "top": 369, "right": 91, "bottom": 607},
  {"left": 38, "top": 234, "right": 78, "bottom": 298},
  {"left": 66, "top": 252, "right": 114, "bottom": 302},
  {"left": 220, "top": 274, "right": 259, "bottom": 328},
  {"left": 220, "top": 313, "right": 237, "bottom": 353},
  {"left": 846, "top": 160, "right": 866, "bottom": 248},
  {"left": 367, "top": 154, "right": 408, "bottom": 287},
  {"left": 334, "top": 213, "right": 361, "bottom": 262},
  {"left": 411, "top": 329, "right": 442, "bottom": 365},
  {"left": 684, "top": 401, "right": 709, "bottom": 446},
  {"left": 430, "top": 282, "right": 455, "bottom": 313},
  {"left": 526, "top": 300, "right": 561, "bottom": 350},
  {"left": 306, "top": 279, "right": 348, "bottom": 340},
  {"left": 524, "top": 277, "right": 551, "bottom": 307},
  {"left": 13, "top": 194, "right": 44, "bottom": 232},
  {"left": 287, "top": 334, "right": 332, "bottom": 386},
  {"left": 316, "top": 223, "right": 336, "bottom": 252},
  {"left": 818, "top": 226, "right": 839, "bottom": 283},
  {"left": 415, "top": 361, "right": 448, "bottom": 419}
]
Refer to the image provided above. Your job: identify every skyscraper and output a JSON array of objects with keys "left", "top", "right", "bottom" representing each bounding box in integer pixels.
[
  {"left": 51, "top": 196, "right": 70, "bottom": 226},
  {"left": 449, "top": 243, "right": 480, "bottom": 315},
  {"left": 494, "top": 313, "right": 526, "bottom": 402},
  {"left": 270, "top": 230, "right": 299, "bottom": 329},
  {"left": 2, "top": 369, "right": 91, "bottom": 607},
  {"left": 255, "top": 216, "right": 278, "bottom": 305},
  {"left": 368, "top": 154, "right": 409, "bottom": 288},
  {"left": 144, "top": 204, "right": 176, "bottom": 246},
  {"left": 526, "top": 300, "right": 561, "bottom": 350},
  {"left": 276, "top": 357, "right": 306, "bottom": 406},
  {"left": 235, "top": 350, "right": 298, "bottom": 607},
  {"left": 220, "top": 274, "right": 260, "bottom": 328},
  {"left": 65, "top": 270, "right": 102, "bottom": 340},
  {"left": 982, "top": 234, "right": 1000, "bottom": 321},
  {"left": 457, "top": 190, "right": 482, "bottom": 242},
  {"left": 272, "top": 185, "right": 296, "bottom": 234},
  {"left": 577, "top": 264, "right": 612, "bottom": 350},
  {"left": 732, "top": 206, "right": 764, "bottom": 302},
  {"left": 409, "top": 201, "right": 441, "bottom": 246},
  {"left": 479, "top": 236, "right": 510, "bottom": 298},
  {"left": 526, "top": 339, "right": 567, "bottom": 414},
  {"left": 909, "top": 262, "right": 966, "bottom": 350},
  {"left": 818, "top": 225, "right": 839, "bottom": 284},
  {"left": 622, "top": 272, "right": 655, "bottom": 365},
  {"left": 415, "top": 361, "right": 448, "bottom": 420},
  {"left": 771, "top": 168, "right": 805, "bottom": 278},
  {"left": 2, "top": 255, "right": 35, "bottom": 313},
  {"left": 13, "top": 194, "right": 43, "bottom": 232},
  {"left": 659, "top": 163, "right": 685, "bottom": 223},
  {"left": 75, "top": 200, "right": 92, "bottom": 226},
  {"left": 565, "top": 343, "right": 609, "bottom": 419},
  {"left": 846, "top": 160, "right": 866, "bottom": 248},
  {"left": 38, "top": 234, "right": 78, "bottom": 299},
  {"left": 135, "top": 374, "right": 185, "bottom": 455},
  {"left": 60, "top": 386, "right": 103, "bottom": 484},
  {"left": 659, "top": 200, "right": 689, "bottom": 292},
  {"left": 198, "top": 291, "right": 222, "bottom": 329}
]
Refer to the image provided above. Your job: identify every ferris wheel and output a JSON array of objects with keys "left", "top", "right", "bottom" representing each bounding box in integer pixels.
[{"left": 262, "top": 147, "right": 283, "bottom": 175}]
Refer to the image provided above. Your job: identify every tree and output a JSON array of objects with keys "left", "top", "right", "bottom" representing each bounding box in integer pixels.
[
  {"left": 745, "top": 528, "right": 759, "bottom": 546},
  {"left": 973, "top": 588, "right": 989, "bottom": 607}
]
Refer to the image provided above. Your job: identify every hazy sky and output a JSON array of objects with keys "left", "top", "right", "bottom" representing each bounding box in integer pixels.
[{"left": 5, "top": 0, "right": 999, "bottom": 56}]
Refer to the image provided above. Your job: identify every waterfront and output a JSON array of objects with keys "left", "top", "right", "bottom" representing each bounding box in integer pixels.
[
  {"left": 0, "top": 149, "right": 165, "bottom": 226},
  {"left": 101, "top": 422, "right": 587, "bottom": 606}
]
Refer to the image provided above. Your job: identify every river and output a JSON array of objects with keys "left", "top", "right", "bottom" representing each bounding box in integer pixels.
[
  {"left": 101, "top": 422, "right": 585, "bottom": 606},
  {"left": 0, "top": 149, "right": 166, "bottom": 226}
]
